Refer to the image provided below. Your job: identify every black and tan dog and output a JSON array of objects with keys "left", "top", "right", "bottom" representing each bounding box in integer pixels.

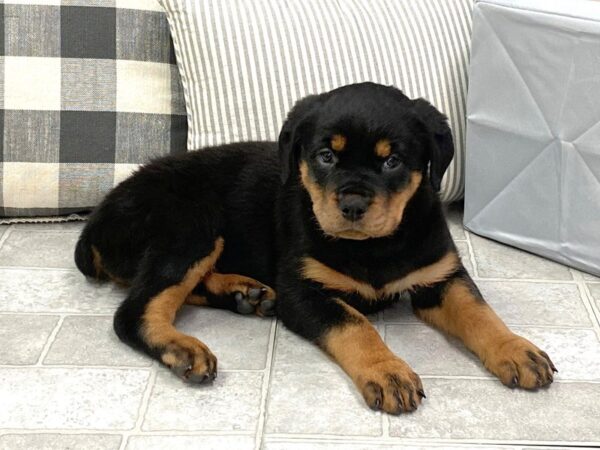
[{"left": 75, "top": 82, "right": 556, "bottom": 414}]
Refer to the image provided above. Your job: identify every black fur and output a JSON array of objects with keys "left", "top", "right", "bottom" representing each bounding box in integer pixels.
[{"left": 75, "top": 82, "right": 467, "bottom": 370}]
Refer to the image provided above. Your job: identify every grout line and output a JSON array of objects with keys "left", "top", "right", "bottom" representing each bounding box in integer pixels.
[
  {"left": 263, "top": 433, "right": 600, "bottom": 446},
  {"left": 254, "top": 318, "right": 278, "bottom": 450},
  {"left": 0, "top": 312, "right": 118, "bottom": 316},
  {"left": 0, "top": 266, "right": 78, "bottom": 272},
  {"left": 0, "top": 429, "right": 256, "bottom": 436},
  {"left": 471, "top": 276, "right": 578, "bottom": 284},
  {"left": 35, "top": 315, "right": 65, "bottom": 366},
  {"left": 383, "top": 321, "right": 596, "bottom": 330},
  {"left": 0, "top": 225, "right": 15, "bottom": 251},
  {"left": 571, "top": 269, "right": 600, "bottom": 341},
  {"left": 119, "top": 362, "right": 159, "bottom": 450},
  {"left": 464, "top": 230, "right": 480, "bottom": 278},
  {"left": 1, "top": 227, "right": 81, "bottom": 235}
]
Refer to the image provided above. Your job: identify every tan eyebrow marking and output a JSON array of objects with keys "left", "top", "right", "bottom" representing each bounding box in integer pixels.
[
  {"left": 375, "top": 139, "right": 392, "bottom": 158},
  {"left": 331, "top": 134, "right": 347, "bottom": 152}
]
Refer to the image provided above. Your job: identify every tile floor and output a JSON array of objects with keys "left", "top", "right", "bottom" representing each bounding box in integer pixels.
[{"left": 1, "top": 205, "right": 599, "bottom": 450}]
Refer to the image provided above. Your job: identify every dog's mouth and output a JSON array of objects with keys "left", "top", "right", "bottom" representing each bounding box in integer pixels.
[
  {"left": 319, "top": 221, "right": 376, "bottom": 240},
  {"left": 325, "top": 228, "right": 371, "bottom": 240}
]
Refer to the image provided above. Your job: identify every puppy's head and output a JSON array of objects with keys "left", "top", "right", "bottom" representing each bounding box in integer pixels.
[{"left": 279, "top": 82, "right": 454, "bottom": 240}]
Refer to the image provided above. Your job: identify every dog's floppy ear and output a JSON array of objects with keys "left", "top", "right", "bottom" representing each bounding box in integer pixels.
[
  {"left": 412, "top": 98, "right": 455, "bottom": 192},
  {"left": 278, "top": 94, "right": 323, "bottom": 184}
]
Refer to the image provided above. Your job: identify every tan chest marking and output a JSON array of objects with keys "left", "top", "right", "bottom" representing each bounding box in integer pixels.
[{"left": 301, "top": 251, "right": 459, "bottom": 300}]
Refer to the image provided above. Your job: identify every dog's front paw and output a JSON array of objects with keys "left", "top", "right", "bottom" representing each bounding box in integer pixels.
[
  {"left": 356, "top": 358, "right": 425, "bottom": 414},
  {"left": 484, "top": 334, "right": 556, "bottom": 389},
  {"left": 160, "top": 335, "right": 218, "bottom": 383}
]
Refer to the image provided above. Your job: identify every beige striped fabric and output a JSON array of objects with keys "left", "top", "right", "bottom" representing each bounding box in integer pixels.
[{"left": 160, "top": 0, "right": 473, "bottom": 201}]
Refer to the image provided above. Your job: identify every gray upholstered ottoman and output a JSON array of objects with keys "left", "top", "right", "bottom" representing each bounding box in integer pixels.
[{"left": 464, "top": 0, "right": 600, "bottom": 276}]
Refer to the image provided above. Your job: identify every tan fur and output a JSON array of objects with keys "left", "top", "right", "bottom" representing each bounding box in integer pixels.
[
  {"left": 91, "top": 245, "right": 103, "bottom": 278},
  {"left": 299, "top": 161, "right": 422, "bottom": 239},
  {"left": 375, "top": 139, "right": 391, "bottom": 158},
  {"left": 415, "top": 278, "right": 554, "bottom": 389},
  {"left": 323, "top": 300, "right": 422, "bottom": 413},
  {"left": 380, "top": 252, "right": 459, "bottom": 297},
  {"left": 301, "top": 251, "right": 458, "bottom": 301},
  {"left": 202, "top": 272, "right": 275, "bottom": 301},
  {"left": 142, "top": 237, "right": 224, "bottom": 349},
  {"left": 185, "top": 294, "right": 209, "bottom": 306},
  {"left": 331, "top": 134, "right": 347, "bottom": 152},
  {"left": 91, "top": 245, "right": 129, "bottom": 286}
]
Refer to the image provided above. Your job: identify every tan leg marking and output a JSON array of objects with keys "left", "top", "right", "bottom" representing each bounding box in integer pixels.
[
  {"left": 301, "top": 251, "right": 458, "bottom": 301},
  {"left": 203, "top": 273, "right": 276, "bottom": 302},
  {"left": 142, "top": 237, "right": 224, "bottom": 382},
  {"left": 322, "top": 301, "right": 424, "bottom": 414},
  {"left": 416, "top": 278, "right": 556, "bottom": 389},
  {"left": 185, "top": 294, "right": 209, "bottom": 306}
]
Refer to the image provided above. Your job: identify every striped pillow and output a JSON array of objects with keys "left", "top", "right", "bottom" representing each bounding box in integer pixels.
[{"left": 160, "top": 0, "right": 472, "bottom": 202}]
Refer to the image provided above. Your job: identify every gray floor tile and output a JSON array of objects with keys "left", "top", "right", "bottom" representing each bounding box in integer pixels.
[
  {"left": 583, "top": 272, "right": 600, "bottom": 281},
  {"left": 0, "top": 269, "right": 125, "bottom": 313},
  {"left": 143, "top": 369, "right": 262, "bottom": 432},
  {"left": 44, "top": 316, "right": 150, "bottom": 367},
  {"left": 126, "top": 435, "right": 254, "bottom": 450},
  {"left": 444, "top": 204, "right": 467, "bottom": 240},
  {"left": 266, "top": 328, "right": 382, "bottom": 436},
  {"left": 0, "top": 314, "right": 59, "bottom": 364},
  {"left": 383, "top": 295, "right": 419, "bottom": 324},
  {"left": 455, "top": 240, "right": 474, "bottom": 275},
  {"left": 388, "top": 378, "right": 600, "bottom": 442},
  {"left": 0, "top": 230, "right": 80, "bottom": 268},
  {"left": 264, "top": 442, "right": 509, "bottom": 450},
  {"left": 513, "top": 327, "right": 600, "bottom": 381},
  {"left": 0, "top": 368, "right": 149, "bottom": 429},
  {"left": 176, "top": 306, "right": 272, "bottom": 370},
  {"left": 272, "top": 326, "right": 345, "bottom": 375},
  {"left": 478, "top": 280, "right": 592, "bottom": 327},
  {"left": 386, "top": 323, "right": 600, "bottom": 381},
  {"left": 0, "top": 434, "right": 121, "bottom": 450},
  {"left": 470, "top": 234, "right": 572, "bottom": 280},
  {"left": 385, "top": 324, "right": 486, "bottom": 377}
]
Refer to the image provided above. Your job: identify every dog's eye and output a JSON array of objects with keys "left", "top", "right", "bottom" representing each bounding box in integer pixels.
[
  {"left": 318, "top": 149, "right": 336, "bottom": 165},
  {"left": 383, "top": 154, "right": 402, "bottom": 171}
]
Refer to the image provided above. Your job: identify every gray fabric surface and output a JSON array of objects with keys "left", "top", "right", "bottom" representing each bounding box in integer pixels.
[{"left": 465, "top": 0, "right": 600, "bottom": 276}]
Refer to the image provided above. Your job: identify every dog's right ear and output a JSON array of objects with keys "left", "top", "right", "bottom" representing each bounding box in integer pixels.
[{"left": 278, "top": 94, "right": 323, "bottom": 185}]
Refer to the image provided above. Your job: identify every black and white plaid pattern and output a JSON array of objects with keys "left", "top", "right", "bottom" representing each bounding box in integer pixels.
[{"left": 0, "top": 0, "right": 187, "bottom": 217}]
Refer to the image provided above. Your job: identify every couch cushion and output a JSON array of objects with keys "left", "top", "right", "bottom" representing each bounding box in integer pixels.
[
  {"left": 0, "top": 0, "right": 187, "bottom": 217},
  {"left": 159, "top": 0, "right": 472, "bottom": 202}
]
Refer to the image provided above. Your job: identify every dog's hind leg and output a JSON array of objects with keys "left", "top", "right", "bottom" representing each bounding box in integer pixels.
[
  {"left": 114, "top": 237, "right": 224, "bottom": 382},
  {"left": 186, "top": 273, "right": 276, "bottom": 317}
]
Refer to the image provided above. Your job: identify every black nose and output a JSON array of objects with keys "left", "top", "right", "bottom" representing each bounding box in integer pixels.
[{"left": 338, "top": 193, "right": 370, "bottom": 221}]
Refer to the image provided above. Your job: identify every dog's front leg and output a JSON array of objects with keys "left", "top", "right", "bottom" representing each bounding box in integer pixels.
[
  {"left": 412, "top": 268, "right": 556, "bottom": 389},
  {"left": 278, "top": 284, "right": 425, "bottom": 414}
]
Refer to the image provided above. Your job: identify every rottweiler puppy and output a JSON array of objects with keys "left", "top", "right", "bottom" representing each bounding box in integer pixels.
[{"left": 75, "top": 82, "right": 556, "bottom": 414}]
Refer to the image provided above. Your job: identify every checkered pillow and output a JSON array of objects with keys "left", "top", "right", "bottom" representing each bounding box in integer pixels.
[{"left": 0, "top": 0, "right": 187, "bottom": 217}]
